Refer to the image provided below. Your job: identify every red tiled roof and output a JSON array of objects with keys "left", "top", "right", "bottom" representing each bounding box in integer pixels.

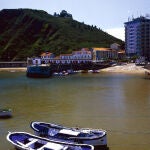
[
  {"left": 41, "top": 52, "right": 53, "bottom": 56},
  {"left": 92, "top": 47, "right": 111, "bottom": 51},
  {"left": 60, "top": 54, "right": 72, "bottom": 56},
  {"left": 81, "top": 48, "right": 90, "bottom": 51},
  {"left": 54, "top": 56, "right": 60, "bottom": 59},
  {"left": 118, "top": 50, "right": 125, "bottom": 54}
]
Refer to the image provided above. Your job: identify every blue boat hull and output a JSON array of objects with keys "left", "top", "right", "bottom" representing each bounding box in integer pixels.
[{"left": 26, "top": 66, "right": 52, "bottom": 78}]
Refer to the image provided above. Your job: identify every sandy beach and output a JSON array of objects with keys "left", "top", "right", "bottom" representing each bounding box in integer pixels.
[
  {"left": 101, "top": 63, "right": 149, "bottom": 74},
  {"left": 0, "top": 63, "right": 149, "bottom": 74},
  {"left": 0, "top": 67, "right": 27, "bottom": 72}
]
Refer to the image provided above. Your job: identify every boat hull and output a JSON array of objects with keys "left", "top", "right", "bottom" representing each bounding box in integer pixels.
[
  {"left": 31, "top": 122, "right": 107, "bottom": 147},
  {"left": 79, "top": 135, "right": 107, "bottom": 146},
  {"left": 0, "top": 109, "right": 12, "bottom": 118},
  {"left": 26, "top": 66, "right": 52, "bottom": 78},
  {"left": 7, "top": 132, "right": 94, "bottom": 150},
  {"left": 34, "top": 130, "right": 107, "bottom": 147}
]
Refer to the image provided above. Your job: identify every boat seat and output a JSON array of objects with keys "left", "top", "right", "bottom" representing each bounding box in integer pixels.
[
  {"left": 25, "top": 138, "right": 38, "bottom": 146},
  {"left": 16, "top": 138, "right": 38, "bottom": 147},
  {"left": 16, "top": 141, "right": 28, "bottom": 148},
  {"left": 37, "top": 142, "right": 65, "bottom": 150}
]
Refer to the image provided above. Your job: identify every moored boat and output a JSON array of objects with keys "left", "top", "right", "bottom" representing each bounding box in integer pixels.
[
  {"left": 53, "top": 71, "right": 68, "bottom": 77},
  {"left": 26, "top": 65, "right": 52, "bottom": 78},
  {"left": 30, "top": 121, "right": 107, "bottom": 148},
  {"left": 92, "top": 70, "right": 100, "bottom": 73},
  {"left": 6, "top": 131, "right": 94, "bottom": 150},
  {"left": 0, "top": 109, "right": 12, "bottom": 118}
]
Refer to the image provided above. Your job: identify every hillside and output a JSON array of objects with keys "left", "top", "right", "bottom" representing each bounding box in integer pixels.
[{"left": 0, "top": 9, "right": 124, "bottom": 61}]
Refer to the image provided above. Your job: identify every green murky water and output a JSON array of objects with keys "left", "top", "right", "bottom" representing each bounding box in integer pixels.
[{"left": 0, "top": 72, "right": 150, "bottom": 150}]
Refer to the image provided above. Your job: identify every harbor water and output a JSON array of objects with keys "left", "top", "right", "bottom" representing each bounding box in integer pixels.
[{"left": 0, "top": 71, "right": 150, "bottom": 150}]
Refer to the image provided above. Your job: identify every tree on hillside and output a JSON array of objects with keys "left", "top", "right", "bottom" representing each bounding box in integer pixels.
[{"left": 59, "top": 10, "right": 73, "bottom": 19}]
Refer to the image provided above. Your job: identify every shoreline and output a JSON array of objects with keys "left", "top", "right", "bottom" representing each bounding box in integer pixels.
[
  {"left": 0, "top": 67, "right": 27, "bottom": 72},
  {"left": 0, "top": 63, "right": 149, "bottom": 74},
  {"left": 101, "top": 63, "right": 149, "bottom": 74}
]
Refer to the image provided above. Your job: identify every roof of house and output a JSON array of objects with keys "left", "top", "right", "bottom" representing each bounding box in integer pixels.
[
  {"left": 60, "top": 54, "right": 72, "bottom": 56},
  {"left": 111, "top": 43, "right": 120, "bottom": 46},
  {"left": 72, "top": 50, "right": 91, "bottom": 54},
  {"left": 54, "top": 56, "right": 60, "bottom": 59},
  {"left": 118, "top": 50, "right": 125, "bottom": 54},
  {"left": 41, "top": 52, "right": 53, "bottom": 57},
  {"left": 92, "top": 47, "right": 111, "bottom": 51},
  {"left": 81, "top": 48, "right": 90, "bottom": 51}
]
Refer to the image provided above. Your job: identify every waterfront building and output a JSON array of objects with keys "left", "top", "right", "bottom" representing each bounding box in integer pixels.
[
  {"left": 92, "top": 48, "right": 118, "bottom": 61},
  {"left": 41, "top": 52, "right": 55, "bottom": 63},
  {"left": 49, "top": 48, "right": 92, "bottom": 64},
  {"left": 110, "top": 43, "right": 121, "bottom": 51},
  {"left": 72, "top": 48, "right": 92, "bottom": 60},
  {"left": 118, "top": 50, "right": 126, "bottom": 60},
  {"left": 27, "top": 57, "right": 41, "bottom": 65},
  {"left": 124, "top": 16, "right": 150, "bottom": 60}
]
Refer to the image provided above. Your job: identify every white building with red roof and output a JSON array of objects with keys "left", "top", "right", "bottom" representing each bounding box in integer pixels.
[{"left": 48, "top": 48, "right": 92, "bottom": 64}]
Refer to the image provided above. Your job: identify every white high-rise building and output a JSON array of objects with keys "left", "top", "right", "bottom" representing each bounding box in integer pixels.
[{"left": 124, "top": 16, "right": 150, "bottom": 60}]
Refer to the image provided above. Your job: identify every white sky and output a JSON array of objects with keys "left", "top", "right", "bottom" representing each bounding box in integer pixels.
[{"left": 0, "top": 0, "right": 149, "bottom": 41}]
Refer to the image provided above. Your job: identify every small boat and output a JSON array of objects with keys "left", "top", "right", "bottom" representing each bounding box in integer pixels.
[
  {"left": 92, "top": 70, "right": 100, "bottom": 73},
  {"left": 53, "top": 71, "right": 68, "bottom": 77},
  {"left": 26, "top": 65, "right": 52, "bottom": 78},
  {"left": 0, "top": 109, "right": 12, "bottom": 118},
  {"left": 7, "top": 131, "right": 94, "bottom": 150},
  {"left": 67, "top": 69, "right": 76, "bottom": 75},
  {"left": 30, "top": 122, "right": 107, "bottom": 148}
]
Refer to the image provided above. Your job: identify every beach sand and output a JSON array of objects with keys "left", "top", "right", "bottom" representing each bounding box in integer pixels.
[{"left": 101, "top": 63, "right": 149, "bottom": 74}]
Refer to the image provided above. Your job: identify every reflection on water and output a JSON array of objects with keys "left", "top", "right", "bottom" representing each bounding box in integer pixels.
[{"left": 0, "top": 72, "right": 150, "bottom": 150}]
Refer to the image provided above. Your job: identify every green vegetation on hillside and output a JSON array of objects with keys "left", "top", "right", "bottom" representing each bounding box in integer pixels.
[{"left": 0, "top": 9, "right": 124, "bottom": 61}]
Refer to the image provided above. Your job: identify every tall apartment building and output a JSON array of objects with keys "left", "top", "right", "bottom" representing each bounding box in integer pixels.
[{"left": 124, "top": 16, "right": 150, "bottom": 60}]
